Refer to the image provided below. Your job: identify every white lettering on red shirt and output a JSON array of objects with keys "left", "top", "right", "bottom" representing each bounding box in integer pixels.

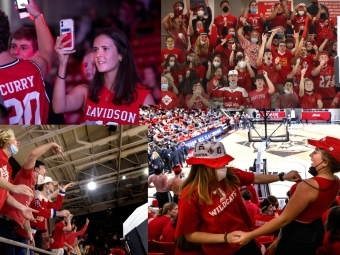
[{"left": 208, "top": 191, "right": 237, "bottom": 216}]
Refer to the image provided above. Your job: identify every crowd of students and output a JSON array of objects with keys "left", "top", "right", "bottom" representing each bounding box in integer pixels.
[
  {"left": 0, "top": 0, "right": 159, "bottom": 125},
  {"left": 160, "top": 0, "right": 339, "bottom": 110}
]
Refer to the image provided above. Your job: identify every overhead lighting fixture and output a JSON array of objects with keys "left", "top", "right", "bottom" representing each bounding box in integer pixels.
[
  {"left": 88, "top": 181, "right": 96, "bottom": 190},
  {"left": 122, "top": 176, "right": 126, "bottom": 179}
]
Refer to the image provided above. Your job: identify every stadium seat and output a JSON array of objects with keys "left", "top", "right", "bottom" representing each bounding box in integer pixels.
[
  {"left": 149, "top": 239, "right": 161, "bottom": 253},
  {"left": 148, "top": 253, "right": 164, "bottom": 255},
  {"left": 152, "top": 239, "right": 176, "bottom": 255}
]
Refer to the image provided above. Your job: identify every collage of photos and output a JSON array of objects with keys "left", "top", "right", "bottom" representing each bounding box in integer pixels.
[{"left": 0, "top": 0, "right": 340, "bottom": 255}]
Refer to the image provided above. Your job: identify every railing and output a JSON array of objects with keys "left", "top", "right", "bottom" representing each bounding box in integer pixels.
[{"left": 0, "top": 237, "right": 55, "bottom": 255}]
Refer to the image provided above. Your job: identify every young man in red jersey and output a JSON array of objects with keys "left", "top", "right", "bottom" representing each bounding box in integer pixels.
[
  {"left": 50, "top": 214, "right": 73, "bottom": 255},
  {"left": 0, "top": 0, "right": 54, "bottom": 124},
  {"left": 299, "top": 68, "right": 323, "bottom": 108},
  {"left": 213, "top": 1, "right": 237, "bottom": 37},
  {"left": 248, "top": 71, "right": 275, "bottom": 109}
]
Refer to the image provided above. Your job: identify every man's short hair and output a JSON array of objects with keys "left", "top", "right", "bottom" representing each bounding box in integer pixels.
[
  {"left": 12, "top": 27, "right": 39, "bottom": 53},
  {"left": 0, "top": 9, "right": 11, "bottom": 53},
  {"left": 35, "top": 160, "right": 46, "bottom": 169},
  {"left": 241, "top": 189, "right": 251, "bottom": 201},
  {"left": 220, "top": 0, "right": 229, "bottom": 7}
]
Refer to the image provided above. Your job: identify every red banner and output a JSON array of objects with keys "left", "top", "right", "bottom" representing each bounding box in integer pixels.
[
  {"left": 259, "top": 111, "right": 286, "bottom": 119},
  {"left": 301, "top": 111, "right": 331, "bottom": 121}
]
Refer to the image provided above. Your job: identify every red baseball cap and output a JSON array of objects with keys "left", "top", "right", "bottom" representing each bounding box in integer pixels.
[
  {"left": 173, "top": 164, "right": 182, "bottom": 173},
  {"left": 308, "top": 136, "right": 340, "bottom": 163}
]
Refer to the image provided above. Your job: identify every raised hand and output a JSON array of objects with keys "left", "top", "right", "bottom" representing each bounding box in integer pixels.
[
  {"left": 301, "top": 67, "right": 307, "bottom": 77},
  {"left": 54, "top": 35, "right": 76, "bottom": 65},
  {"left": 10, "top": 184, "right": 34, "bottom": 197},
  {"left": 21, "top": 207, "right": 38, "bottom": 222},
  {"left": 275, "top": 57, "right": 280, "bottom": 65}
]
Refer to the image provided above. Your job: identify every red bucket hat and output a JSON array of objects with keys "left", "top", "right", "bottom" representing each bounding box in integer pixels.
[
  {"left": 186, "top": 141, "right": 234, "bottom": 168},
  {"left": 308, "top": 136, "right": 340, "bottom": 163}
]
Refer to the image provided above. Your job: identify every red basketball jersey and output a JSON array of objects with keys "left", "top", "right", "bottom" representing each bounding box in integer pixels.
[
  {"left": 83, "top": 83, "right": 151, "bottom": 125},
  {"left": 0, "top": 59, "right": 49, "bottom": 124}
]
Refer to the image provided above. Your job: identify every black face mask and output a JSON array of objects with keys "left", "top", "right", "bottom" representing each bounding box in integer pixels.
[
  {"left": 308, "top": 161, "right": 324, "bottom": 177},
  {"left": 223, "top": 6, "right": 229, "bottom": 12},
  {"left": 320, "top": 13, "right": 327, "bottom": 20}
]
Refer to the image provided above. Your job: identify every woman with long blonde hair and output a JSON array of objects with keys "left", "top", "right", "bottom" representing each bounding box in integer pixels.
[{"left": 175, "top": 141, "right": 300, "bottom": 255}]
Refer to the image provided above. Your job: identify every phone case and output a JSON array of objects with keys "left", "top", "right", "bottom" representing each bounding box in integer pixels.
[{"left": 60, "top": 19, "right": 75, "bottom": 50}]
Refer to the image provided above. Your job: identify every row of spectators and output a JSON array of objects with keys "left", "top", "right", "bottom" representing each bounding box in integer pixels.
[{"left": 159, "top": 0, "right": 339, "bottom": 110}]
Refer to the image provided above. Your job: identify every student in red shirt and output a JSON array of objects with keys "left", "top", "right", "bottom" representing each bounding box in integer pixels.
[
  {"left": 231, "top": 136, "right": 340, "bottom": 255},
  {"left": 213, "top": 1, "right": 237, "bottom": 37},
  {"left": 161, "top": 35, "right": 186, "bottom": 66},
  {"left": 241, "top": 189, "right": 260, "bottom": 223},
  {"left": 316, "top": 206, "right": 340, "bottom": 255},
  {"left": 299, "top": 68, "right": 323, "bottom": 108},
  {"left": 185, "top": 80, "right": 210, "bottom": 109},
  {"left": 148, "top": 202, "right": 178, "bottom": 241},
  {"left": 248, "top": 71, "right": 275, "bottom": 109},
  {"left": 253, "top": 199, "right": 276, "bottom": 230},
  {"left": 175, "top": 141, "right": 300, "bottom": 255},
  {"left": 65, "top": 218, "right": 89, "bottom": 253},
  {"left": 50, "top": 214, "right": 73, "bottom": 255}
]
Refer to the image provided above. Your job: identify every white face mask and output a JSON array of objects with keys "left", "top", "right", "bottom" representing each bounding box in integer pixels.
[
  {"left": 169, "top": 61, "right": 175, "bottom": 66},
  {"left": 178, "top": 6, "right": 183, "bottom": 11},
  {"left": 298, "top": 11, "right": 304, "bottom": 16},
  {"left": 200, "top": 40, "right": 207, "bottom": 45},
  {"left": 213, "top": 61, "right": 220, "bottom": 67},
  {"left": 238, "top": 61, "right": 246, "bottom": 68},
  {"left": 166, "top": 44, "right": 174, "bottom": 48},
  {"left": 216, "top": 167, "right": 228, "bottom": 181},
  {"left": 197, "top": 10, "right": 204, "bottom": 17},
  {"left": 265, "top": 60, "right": 272, "bottom": 65}
]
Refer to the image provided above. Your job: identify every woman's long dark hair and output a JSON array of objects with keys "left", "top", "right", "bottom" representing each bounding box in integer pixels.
[
  {"left": 326, "top": 206, "right": 340, "bottom": 243},
  {"left": 89, "top": 27, "right": 142, "bottom": 105},
  {"left": 178, "top": 69, "right": 198, "bottom": 98}
]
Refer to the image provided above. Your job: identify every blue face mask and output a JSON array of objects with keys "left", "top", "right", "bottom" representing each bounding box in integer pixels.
[
  {"left": 251, "top": 38, "right": 258, "bottom": 43},
  {"left": 277, "top": 33, "right": 284, "bottom": 39},
  {"left": 250, "top": 8, "right": 257, "bottom": 14},
  {"left": 229, "top": 82, "right": 238, "bottom": 86},
  {"left": 161, "top": 83, "right": 169, "bottom": 89},
  {"left": 9, "top": 144, "right": 19, "bottom": 156},
  {"left": 46, "top": 188, "right": 51, "bottom": 195},
  {"left": 229, "top": 32, "right": 235, "bottom": 36}
]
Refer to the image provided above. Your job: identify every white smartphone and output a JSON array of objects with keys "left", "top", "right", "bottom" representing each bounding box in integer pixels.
[
  {"left": 59, "top": 19, "right": 75, "bottom": 51},
  {"left": 16, "top": 0, "right": 30, "bottom": 19}
]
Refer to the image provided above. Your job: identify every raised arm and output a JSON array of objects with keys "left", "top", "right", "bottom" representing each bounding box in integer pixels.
[
  {"left": 299, "top": 68, "right": 307, "bottom": 97},
  {"left": 266, "top": 29, "right": 277, "bottom": 50},
  {"left": 287, "top": 58, "right": 300, "bottom": 79},
  {"left": 263, "top": 70, "right": 275, "bottom": 94},
  {"left": 25, "top": 0, "right": 54, "bottom": 77},
  {"left": 256, "top": 34, "right": 267, "bottom": 66},
  {"left": 188, "top": 10, "right": 194, "bottom": 36},
  {"left": 162, "top": 13, "right": 173, "bottom": 30},
  {"left": 53, "top": 36, "right": 87, "bottom": 114}
]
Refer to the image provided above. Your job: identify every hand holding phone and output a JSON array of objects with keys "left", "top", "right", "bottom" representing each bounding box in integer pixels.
[
  {"left": 59, "top": 19, "right": 75, "bottom": 51},
  {"left": 15, "top": 0, "right": 30, "bottom": 19}
]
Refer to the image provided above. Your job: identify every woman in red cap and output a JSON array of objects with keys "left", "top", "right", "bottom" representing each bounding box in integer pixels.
[
  {"left": 175, "top": 141, "right": 300, "bottom": 255},
  {"left": 231, "top": 136, "right": 340, "bottom": 255}
]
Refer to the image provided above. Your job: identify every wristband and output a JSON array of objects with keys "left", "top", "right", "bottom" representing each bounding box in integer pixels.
[
  {"left": 224, "top": 232, "right": 228, "bottom": 243},
  {"left": 34, "top": 13, "right": 42, "bottom": 20},
  {"left": 278, "top": 172, "right": 285, "bottom": 181},
  {"left": 57, "top": 72, "right": 66, "bottom": 79}
]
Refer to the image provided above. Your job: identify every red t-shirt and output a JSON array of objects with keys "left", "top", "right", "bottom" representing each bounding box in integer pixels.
[
  {"left": 161, "top": 47, "right": 185, "bottom": 64},
  {"left": 292, "top": 15, "right": 308, "bottom": 33},
  {"left": 160, "top": 220, "right": 175, "bottom": 242},
  {"left": 160, "top": 91, "right": 178, "bottom": 109},
  {"left": 299, "top": 54, "right": 314, "bottom": 72},
  {"left": 83, "top": 83, "right": 150, "bottom": 125},
  {"left": 0, "top": 166, "right": 34, "bottom": 228},
  {"left": 237, "top": 70, "right": 253, "bottom": 93},
  {"left": 249, "top": 88, "right": 272, "bottom": 109},
  {"left": 257, "top": 63, "right": 279, "bottom": 92},
  {"left": 272, "top": 50, "right": 293, "bottom": 84},
  {"left": 175, "top": 169, "right": 255, "bottom": 255},
  {"left": 253, "top": 214, "right": 276, "bottom": 229},
  {"left": 148, "top": 215, "right": 171, "bottom": 241},
  {"left": 243, "top": 201, "right": 260, "bottom": 222},
  {"left": 185, "top": 94, "right": 210, "bottom": 109},
  {"left": 50, "top": 221, "right": 66, "bottom": 249},
  {"left": 240, "top": 185, "right": 259, "bottom": 205},
  {"left": 65, "top": 223, "right": 88, "bottom": 246},
  {"left": 290, "top": 177, "right": 340, "bottom": 222},
  {"left": 215, "top": 44, "right": 233, "bottom": 70},
  {"left": 316, "top": 231, "right": 340, "bottom": 255},
  {"left": 299, "top": 92, "right": 322, "bottom": 108},
  {"left": 221, "top": 87, "right": 249, "bottom": 109},
  {"left": 207, "top": 79, "right": 224, "bottom": 99},
  {"left": 184, "top": 66, "right": 206, "bottom": 80},
  {"left": 0, "top": 59, "right": 50, "bottom": 124},
  {"left": 270, "top": 13, "right": 287, "bottom": 29},
  {"left": 167, "top": 28, "right": 188, "bottom": 56},
  {"left": 214, "top": 14, "right": 237, "bottom": 36},
  {"left": 243, "top": 13, "right": 263, "bottom": 35},
  {"left": 0, "top": 150, "right": 12, "bottom": 209},
  {"left": 312, "top": 65, "right": 335, "bottom": 99}
]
